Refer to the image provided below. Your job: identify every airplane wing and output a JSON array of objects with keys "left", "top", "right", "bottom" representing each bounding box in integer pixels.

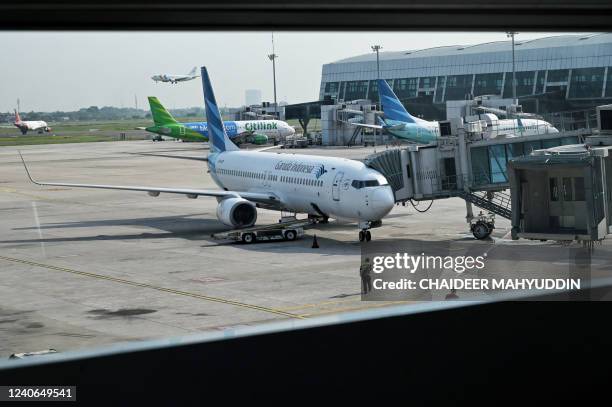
[
  {"left": 130, "top": 152, "right": 208, "bottom": 161},
  {"left": 473, "top": 105, "right": 507, "bottom": 116},
  {"left": 350, "top": 122, "right": 406, "bottom": 131},
  {"left": 130, "top": 145, "right": 279, "bottom": 161},
  {"left": 247, "top": 144, "right": 283, "bottom": 152},
  {"left": 19, "top": 153, "right": 281, "bottom": 207},
  {"left": 473, "top": 105, "right": 540, "bottom": 119},
  {"left": 350, "top": 122, "right": 384, "bottom": 130}
]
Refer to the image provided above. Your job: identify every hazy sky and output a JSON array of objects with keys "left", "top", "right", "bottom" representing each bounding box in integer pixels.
[{"left": 0, "top": 31, "right": 583, "bottom": 112}]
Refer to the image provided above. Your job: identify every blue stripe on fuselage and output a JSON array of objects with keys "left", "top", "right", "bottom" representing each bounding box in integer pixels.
[{"left": 184, "top": 121, "right": 239, "bottom": 139}]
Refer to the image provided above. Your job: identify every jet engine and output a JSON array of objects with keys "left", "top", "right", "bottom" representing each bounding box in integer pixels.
[
  {"left": 247, "top": 133, "right": 269, "bottom": 145},
  {"left": 216, "top": 197, "right": 257, "bottom": 228}
]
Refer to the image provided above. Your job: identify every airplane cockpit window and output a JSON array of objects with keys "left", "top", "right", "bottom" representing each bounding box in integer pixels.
[{"left": 352, "top": 179, "right": 381, "bottom": 188}]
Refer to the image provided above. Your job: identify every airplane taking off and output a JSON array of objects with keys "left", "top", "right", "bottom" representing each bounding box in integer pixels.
[
  {"left": 151, "top": 67, "right": 199, "bottom": 84},
  {"left": 13, "top": 110, "right": 51, "bottom": 135},
  {"left": 353, "top": 79, "right": 558, "bottom": 144},
  {"left": 21, "top": 67, "right": 395, "bottom": 242},
  {"left": 143, "top": 96, "right": 295, "bottom": 144}
]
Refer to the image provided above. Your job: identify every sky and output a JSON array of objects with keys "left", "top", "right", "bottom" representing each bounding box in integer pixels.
[{"left": 0, "top": 31, "right": 585, "bottom": 112}]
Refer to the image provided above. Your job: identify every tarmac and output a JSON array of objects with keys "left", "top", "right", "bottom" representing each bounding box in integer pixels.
[{"left": 0, "top": 140, "right": 610, "bottom": 357}]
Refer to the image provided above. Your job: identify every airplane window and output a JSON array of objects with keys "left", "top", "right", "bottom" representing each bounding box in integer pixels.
[{"left": 352, "top": 180, "right": 381, "bottom": 189}]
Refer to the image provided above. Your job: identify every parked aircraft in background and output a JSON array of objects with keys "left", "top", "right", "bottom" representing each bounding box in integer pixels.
[
  {"left": 22, "top": 67, "right": 395, "bottom": 241},
  {"left": 151, "top": 67, "right": 199, "bottom": 84},
  {"left": 13, "top": 110, "right": 51, "bottom": 135},
  {"left": 142, "top": 96, "right": 295, "bottom": 145},
  {"left": 352, "top": 79, "right": 558, "bottom": 144}
]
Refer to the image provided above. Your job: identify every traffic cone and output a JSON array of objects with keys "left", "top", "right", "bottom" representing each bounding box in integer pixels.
[{"left": 312, "top": 234, "right": 319, "bottom": 249}]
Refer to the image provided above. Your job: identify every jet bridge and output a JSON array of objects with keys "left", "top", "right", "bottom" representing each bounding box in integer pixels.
[
  {"left": 508, "top": 138, "right": 612, "bottom": 244},
  {"left": 364, "top": 116, "right": 591, "bottom": 238}
]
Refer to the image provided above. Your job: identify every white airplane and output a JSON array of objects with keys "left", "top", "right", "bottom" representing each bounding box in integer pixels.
[
  {"left": 151, "top": 67, "right": 199, "bottom": 84},
  {"left": 13, "top": 110, "right": 51, "bottom": 135},
  {"left": 21, "top": 67, "right": 396, "bottom": 242}
]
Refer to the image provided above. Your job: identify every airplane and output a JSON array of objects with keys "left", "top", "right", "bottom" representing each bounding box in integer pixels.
[
  {"left": 151, "top": 67, "right": 199, "bottom": 84},
  {"left": 142, "top": 96, "right": 295, "bottom": 145},
  {"left": 13, "top": 110, "right": 51, "bottom": 135},
  {"left": 21, "top": 67, "right": 395, "bottom": 242},
  {"left": 352, "top": 79, "right": 558, "bottom": 144}
]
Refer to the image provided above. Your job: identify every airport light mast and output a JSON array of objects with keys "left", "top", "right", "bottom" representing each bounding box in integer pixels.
[
  {"left": 268, "top": 33, "right": 278, "bottom": 119},
  {"left": 506, "top": 31, "right": 518, "bottom": 104},
  {"left": 371, "top": 45, "right": 382, "bottom": 80},
  {"left": 371, "top": 45, "right": 383, "bottom": 153}
]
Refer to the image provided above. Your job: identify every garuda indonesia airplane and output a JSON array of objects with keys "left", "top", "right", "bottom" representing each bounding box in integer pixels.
[
  {"left": 22, "top": 67, "right": 395, "bottom": 242},
  {"left": 353, "top": 79, "right": 558, "bottom": 144},
  {"left": 142, "top": 96, "right": 295, "bottom": 145}
]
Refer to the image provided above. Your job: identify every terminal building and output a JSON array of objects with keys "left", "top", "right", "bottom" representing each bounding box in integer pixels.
[{"left": 320, "top": 34, "right": 612, "bottom": 121}]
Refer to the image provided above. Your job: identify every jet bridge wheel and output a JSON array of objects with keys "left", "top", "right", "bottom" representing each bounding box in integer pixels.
[{"left": 471, "top": 221, "right": 492, "bottom": 240}]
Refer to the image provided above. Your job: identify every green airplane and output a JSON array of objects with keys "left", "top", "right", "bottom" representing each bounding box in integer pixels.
[{"left": 141, "top": 97, "right": 295, "bottom": 144}]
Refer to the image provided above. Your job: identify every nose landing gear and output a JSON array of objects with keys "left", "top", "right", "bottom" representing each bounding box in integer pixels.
[
  {"left": 359, "top": 230, "right": 371, "bottom": 242},
  {"left": 358, "top": 220, "right": 379, "bottom": 242}
]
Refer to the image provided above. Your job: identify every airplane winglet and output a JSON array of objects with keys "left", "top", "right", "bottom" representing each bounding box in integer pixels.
[{"left": 18, "top": 151, "right": 42, "bottom": 186}]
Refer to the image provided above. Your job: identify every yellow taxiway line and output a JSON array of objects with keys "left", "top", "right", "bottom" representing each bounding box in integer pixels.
[{"left": 0, "top": 255, "right": 304, "bottom": 320}]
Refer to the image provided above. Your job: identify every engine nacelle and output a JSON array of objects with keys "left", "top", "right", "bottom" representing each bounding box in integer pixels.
[{"left": 216, "top": 197, "right": 257, "bottom": 228}]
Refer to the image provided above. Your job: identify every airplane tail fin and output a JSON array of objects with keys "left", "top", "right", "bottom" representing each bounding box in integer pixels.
[
  {"left": 377, "top": 79, "right": 417, "bottom": 124},
  {"left": 14, "top": 109, "right": 21, "bottom": 124},
  {"left": 148, "top": 97, "right": 178, "bottom": 126},
  {"left": 200, "top": 66, "right": 239, "bottom": 153},
  {"left": 189, "top": 66, "right": 198, "bottom": 77}
]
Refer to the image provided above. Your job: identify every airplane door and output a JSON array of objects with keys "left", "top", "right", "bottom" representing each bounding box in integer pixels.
[
  {"left": 179, "top": 126, "right": 186, "bottom": 136},
  {"left": 332, "top": 171, "right": 344, "bottom": 201},
  {"left": 263, "top": 171, "right": 271, "bottom": 188}
]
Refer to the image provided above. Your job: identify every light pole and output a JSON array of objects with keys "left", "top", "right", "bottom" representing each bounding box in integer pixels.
[
  {"left": 268, "top": 33, "right": 278, "bottom": 119},
  {"left": 371, "top": 45, "right": 382, "bottom": 80},
  {"left": 506, "top": 31, "right": 518, "bottom": 104},
  {"left": 371, "top": 45, "right": 383, "bottom": 152}
]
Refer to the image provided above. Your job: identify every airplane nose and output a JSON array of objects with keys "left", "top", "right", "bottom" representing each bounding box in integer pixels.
[
  {"left": 287, "top": 126, "right": 295, "bottom": 136},
  {"left": 371, "top": 186, "right": 395, "bottom": 217}
]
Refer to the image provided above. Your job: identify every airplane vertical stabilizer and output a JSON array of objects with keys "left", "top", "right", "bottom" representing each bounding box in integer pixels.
[
  {"left": 201, "top": 66, "right": 239, "bottom": 153},
  {"left": 377, "top": 79, "right": 418, "bottom": 124},
  {"left": 148, "top": 97, "right": 178, "bottom": 126}
]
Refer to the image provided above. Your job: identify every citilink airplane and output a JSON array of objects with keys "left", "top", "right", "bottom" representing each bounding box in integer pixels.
[
  {"left": 22, "top": 67, "right": 395, "bottom": 242},
  {"left": 143, "top": 96, "right": 295, "bottom": 144},
  {"left": 353, "top": 79, "right": 558, "bottom": 144},
  {"left": 151, "top": 66, "right": 199, "bottom": 84}
]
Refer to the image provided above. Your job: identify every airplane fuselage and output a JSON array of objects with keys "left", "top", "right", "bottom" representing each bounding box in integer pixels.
[
  {"left": 151, "top": 74, "right": 197, "bottom": 84},
  {"left": 146, "top": 119, "right": 295, "bottom": 143},
  {"left": 14, "top": 120, "right": 50, "bottom": 135},
  {"left": 489, "top": 118, "right": 559, "bottom": 137},
  {"left": 385, "top": 118, "right": 558, "bottom": 144},
  {"left": 385, "top": 119, "right": 441, "bottom": 144},
  {"left": 209, "top": 150, "right": 395, "bottom": 222}
]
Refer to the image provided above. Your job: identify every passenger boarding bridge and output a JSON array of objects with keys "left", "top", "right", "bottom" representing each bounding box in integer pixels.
[{"left": 364, "top": 115, "right": 590, "bottom": 239}]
